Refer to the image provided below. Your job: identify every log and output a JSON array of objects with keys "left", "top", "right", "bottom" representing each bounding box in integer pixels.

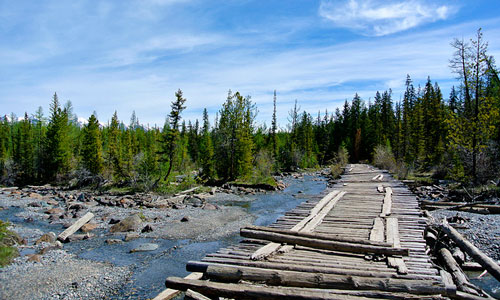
[
  {"left": 438, "top": 248, "right": 479, "bottom": 295},
  {"left": 240, "top": 228, "right": 409, "bottom": 256},
  {"left": 165, "top": 276, "right": 443, "bottom": 300},
  {"left": 243, "top": 225, "right": 392, "bottom": 247},
  {"left": 175, "top": 186, "right": 200, "bottom": 195},
  {"left": 185, "top": 289, "right": 211, "bottom": 300},
  {"left": 57, "top": 212, "right": 94, "bottom": 242},
  {"left": 386, "top": 217, "right": 408, "bottom": 275},
  {"left": 204, "top": 265, "right": 449, "bottom": 295},
  {"left": 153, "top": 272, "right": 203, "bottom": 300},
  {"left": 442, "top": 220, "right": 500, "bottom": 282}
]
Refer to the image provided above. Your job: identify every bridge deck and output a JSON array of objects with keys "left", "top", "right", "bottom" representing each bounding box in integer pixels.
[{"left": 163, "top": 164, "right": 454, "bottom": 299}]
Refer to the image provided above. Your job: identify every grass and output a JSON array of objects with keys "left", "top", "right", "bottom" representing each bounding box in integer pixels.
[{"left": 0, "top": 220, "right": 19, "bottom": 267}]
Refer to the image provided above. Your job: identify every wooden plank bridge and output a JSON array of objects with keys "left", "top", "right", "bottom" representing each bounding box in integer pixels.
[{"left": 162, "top": 164, "right": 457, "bottom": 299}]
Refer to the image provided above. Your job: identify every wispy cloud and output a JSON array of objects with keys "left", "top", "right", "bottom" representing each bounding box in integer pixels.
[{"left": 319, "top": 0, "right": 457, "bottom": 36}]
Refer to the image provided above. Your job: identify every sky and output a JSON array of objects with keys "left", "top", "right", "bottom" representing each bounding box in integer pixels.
[{"left": 1, "top": 0, "right": 499, "bottom": 128}]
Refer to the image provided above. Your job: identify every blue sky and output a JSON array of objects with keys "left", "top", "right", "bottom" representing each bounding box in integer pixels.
[{"left": 1, "top": 0, "right": 499, "bottom": 128}]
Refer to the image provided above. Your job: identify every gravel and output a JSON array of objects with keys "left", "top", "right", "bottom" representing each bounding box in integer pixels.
[
  {"left": 0, "top": 250, "right": 131, "bottom": 300},
  {"left": 431, "top": 209, "right": 500, "bottom": 261}
]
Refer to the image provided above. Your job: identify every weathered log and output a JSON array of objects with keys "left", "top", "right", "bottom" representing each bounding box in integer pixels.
[
  {"left": 243, "top": 225, "right": 391, "bottom": 247},
  {"left": 240, "top": 228, "right": 409, "bottom": 256},
  {"left": 57, "top": 212, "right": 94, "bottom": 242},
  {"left": 153, "top": 272, "right": 203, "bottom": 300},
  {"left": 380, "top": 187, "right": 393, "bottom": 217},
  {"left": 438, "top": 248, "right": 479, "bottom": 295},
  {"left": 386, "top": 217, "right": 408, "bottom": 275},
  {"left": 203, "top": 265, "right": 449, "bottom": 295},
  {"left": 369, "top": 217, "right": 385, "bottom": 242},
  {"left": 442, "top": 220, "right": 500, "bottom": 282},
  {"left": 185, "top": 289, "right": 211, "bottom": 300},
  {"left": 165, "top": 277, "right": 445, "bottom": 300}
]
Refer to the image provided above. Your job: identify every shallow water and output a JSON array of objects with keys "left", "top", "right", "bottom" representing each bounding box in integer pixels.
[
  {"left": 67, "top": 174, "right": 328, "bottom": 299},
  {"left": 466, "top": 271, "right": 500, "bottom": 298}
]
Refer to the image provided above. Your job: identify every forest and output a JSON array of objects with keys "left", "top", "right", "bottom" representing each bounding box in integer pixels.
[{"left": 0, "top": 29, "right": 499, "bottom": 191}]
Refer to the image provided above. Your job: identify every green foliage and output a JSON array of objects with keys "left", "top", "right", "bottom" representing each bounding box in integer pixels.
[
  {"left": 81, "top": 114, "right": 104, "bottom": 175},
  {"left": 0, "top": 220, "right": 19, "bottom": 267}
]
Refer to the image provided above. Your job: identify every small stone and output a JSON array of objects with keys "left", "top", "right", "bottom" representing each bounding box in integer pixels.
[
  {"left": 141, "top": 224, "right": 154, "bottom": 233},
  {"left": 105, "top": 239, "right": 123, "bottom": 245},
  {"left": 35, "top": 232, "right": 56, "bottom": 245},
  {"left": 68, "top": 203, "right": 86, "bottom": 211},
  {"left": 28, "top": 202, "right": 41, "bottom": 207},
  {"left": 45, "top": 208, "right": 64, "bottom": 215},
  {"left": 180, "top": 216, "right": 190, "bottom": 222},
  {"left": 77, "top": 193, "right": 85, "bottom": 202},
  {"left": 80, "top": 223, "right": 98, "bottom": 233},
  {"left": 27, "top": 254, "right": 41, "bottom": 263},
  {"left": 45, "top": 199, "right": 59, "bottom": 206},
  {"left": 202, "top": 203, "right": 218, "bottom": 210},
  {"left": 130, "top": 243, "right": 158, "bottom": 253},
  {"left": 28, "top": 192, "right": 42, "bottom": 199},
  {"left": 124, "top": 233, "right": 140, "bottom": 241},
  {"left": 108, "top": 218, "right": 120, "bottom": 225}
]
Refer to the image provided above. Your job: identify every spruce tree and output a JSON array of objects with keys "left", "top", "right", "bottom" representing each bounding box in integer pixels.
[
  {"left": 81, "top": 114, "right": 104, "bottom": 175},
  {"left": 199, "top": 108, "right": 215, "bottom": 180}
]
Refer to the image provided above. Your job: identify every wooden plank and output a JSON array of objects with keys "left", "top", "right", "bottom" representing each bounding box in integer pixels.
[
  {"left": 57, "top": 212, "right": 94, "bottom": 242},
  {"left": 153, "top": 272, "right": 203, "bottom": 300},
  {"left": 380, "top": 187, "right": 393, "bottom": 217},
  {"left": 386, "top": 217, "right": 408, "bottom": 275},
  {"left": 369, "top": 217, "right": 385, "bottom": 242},
  {"left": 185, "top": 289, "right": 211, "bottom": 300}
]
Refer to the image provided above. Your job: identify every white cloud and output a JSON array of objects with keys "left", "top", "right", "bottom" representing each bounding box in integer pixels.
[{"left": 319, "top": 0, "right": 457, "bottom": 36}]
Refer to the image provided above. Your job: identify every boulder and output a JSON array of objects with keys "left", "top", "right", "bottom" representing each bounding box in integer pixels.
[
  {"left": 108, "top": 218, "right": 120, "bottom": 225},
  {"left": 130, "top": 243, "right": 158, "bottom": 253},
  {"left": 35, "top": 232, "right": 56, "bottom": 245},
  {"left": 80, "top": 223, "right": 98, "bottom": 233},
  {"left": 28, "top": 202, "right": 41, "bottom": 207},
  {"left": 110, "top": 214, "right": 142, "bottom": 233}
]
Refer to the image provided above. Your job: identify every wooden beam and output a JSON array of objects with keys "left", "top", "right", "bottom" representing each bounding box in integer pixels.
[
  {"left": 241, "top": 228, "right": 409, "bottom": 256},
  {"left": 370, "top": 217, "right": 385, "bottom": 242},
  {"left": 57, "top": 212, "right": 94, "bottom": 242},
  {"left": 380, "top": 187, "right": 392, "bottom": 217},
  {"left": 438, "top": 248, "right": 479, "bottom": 295},
  {"left": 386, "top": 217, "right": 408, "bottom": 275}
]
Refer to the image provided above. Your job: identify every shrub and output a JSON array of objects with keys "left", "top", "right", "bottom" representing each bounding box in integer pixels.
[
  {"left": 330, "top": 146, "right": 349, "bottom": 179},
  {"left": 0, "top": 220, "right": 19, "bottom": 267}
]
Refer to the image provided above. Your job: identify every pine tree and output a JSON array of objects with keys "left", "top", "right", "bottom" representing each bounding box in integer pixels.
[
  {"left": 199, "top": 108, "right": 215, "bottom": 180},
  {"left": 81, "top": 114, "right": 104, "bottom": 175},
  {"left": 14, "top": 113, "right": 35, "bottom": 184},
  {"left": 107, "top": 111, "right": 123, "bottom": 179}
]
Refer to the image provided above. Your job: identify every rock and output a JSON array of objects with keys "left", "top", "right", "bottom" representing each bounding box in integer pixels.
[
  {"left": 40, "top": 241, "right": 62, "bottom": 254},
  {"left": 202, "top": 203, "right": 218, "bottom": 210},
  {"left": 45, "top": 199, "right": 59, "bottom": 206},
  {"left": 110, "top": 214, "right": 142, "bottom": 233},
  {"left": 106, "top": 239, "right": 123, "bottom": 245},
  {"left": 67, "top": 233, "right": 94, "bottom": 242},
  {"left": 130, "top": 243, "right": 158, "bottom": 253},
  {"left": 210, "top": 187, "right": 217, "bottom": 195},
  {"left": 45, "top": 208, "right": 64, "bottom": 215},
  {"left": 68, "top": 203, "right": 86, "bottom": 211},
  {"left": 77, "top": 193, "right": 86, "bottom": 202},
  {"left": 180, "top": 216, "right": 190, "bottom": 222},
  {"left": 80, "top": 223, "right": 98, "bottom": 233},
  {"left": 141, "top": 224, "right": 154, "bottom": 233},
  {"left": 28, "top": 192, "right": 42, "bottom": 199},
  {"left": 35, "top": 232, "right": 56, "bottom": 245},
  {"left": 108, "top": 218, "right": 120, "bottom": 225},
  {"left": 173, "top": 204, "right": 186, "bottom": 209},
  {"left": 124, "top": 233, "right": 140, "bottom": 241},
  {"left": 27, "top": 254, "right": 41, "bottom": 263},
  {"left": 28, "top": 202, "right": 42, "bottom": 207}
]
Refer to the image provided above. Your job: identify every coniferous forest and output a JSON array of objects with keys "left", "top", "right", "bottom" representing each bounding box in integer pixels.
[{"left": 1, "top": 29, "right": 499, "bottom": 190}]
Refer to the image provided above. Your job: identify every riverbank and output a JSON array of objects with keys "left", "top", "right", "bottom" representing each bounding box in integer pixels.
[{"left": 0, "top": 171, "right": 329, "bottom": 299}]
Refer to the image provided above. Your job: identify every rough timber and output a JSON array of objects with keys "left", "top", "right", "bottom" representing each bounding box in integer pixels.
[{"left": 162, "top": 164, "right": 456, "bottom": 299}]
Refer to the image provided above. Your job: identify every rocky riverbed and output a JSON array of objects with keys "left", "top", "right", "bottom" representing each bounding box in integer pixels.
[{"left": 0, "top": 172, "right": 329, "bottom": 299}]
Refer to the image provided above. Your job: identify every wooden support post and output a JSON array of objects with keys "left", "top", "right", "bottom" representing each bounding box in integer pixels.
[
  {"left": 442, "top": 220, "right": 500, "bottom": 282},
  {"left": 57, "top": 212, "right": 94, "bottom": 242}
]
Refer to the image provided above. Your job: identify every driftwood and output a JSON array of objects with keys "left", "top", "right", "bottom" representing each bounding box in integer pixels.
[
  {"left": 203, "top": 265, "right": 449, "bottom": 295},
  {"left": 240, "top": 228, "right": 409, "bottom": 256},
  {"left": 165, "top": 276, "right": 444, "bottom": 300},
  {"left": 442, "top": 220, "right": 500, "bottom": 282},
  {"left": 57, "top": 212, "right": 94, "bottom": 242},
  {"left": 438, "top": 248, "right": 479, "bottom": 295}
]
